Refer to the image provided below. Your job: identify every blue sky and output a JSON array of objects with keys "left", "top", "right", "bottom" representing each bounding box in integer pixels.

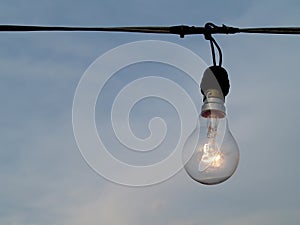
[{"left": 0, "top": 0, "right": 300, "bottom": 224}]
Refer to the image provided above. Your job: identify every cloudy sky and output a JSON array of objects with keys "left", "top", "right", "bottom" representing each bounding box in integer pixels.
[{"left": 1, "top": 0, "right": 300, "bottom": 224}]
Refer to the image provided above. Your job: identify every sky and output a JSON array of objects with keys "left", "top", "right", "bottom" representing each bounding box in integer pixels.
[{"left": 0, "top": 0, "right": 300, "bottom": 224}]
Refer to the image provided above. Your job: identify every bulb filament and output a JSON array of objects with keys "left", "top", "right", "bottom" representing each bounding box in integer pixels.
[{"left": 198, "top": 116, "right": 223, "bottom": 172}]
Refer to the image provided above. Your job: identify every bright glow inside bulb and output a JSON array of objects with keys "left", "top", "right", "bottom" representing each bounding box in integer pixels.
[
  {"left": 182, "top": 110, "right": 239, "bottom": 185},
  {"left": 199, "top": 143, "right": 222, "bottom": 171},
  {"left": 198, "top": 117, "right": 222, "bottom": 171}
]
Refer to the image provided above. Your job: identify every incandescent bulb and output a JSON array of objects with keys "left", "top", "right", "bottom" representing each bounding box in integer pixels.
[
  {"left": 183, "top": 66, "right": 239, "bottom": 185},
  {"left": 183, "top": 110, "right": 239, "bottom": 185}
]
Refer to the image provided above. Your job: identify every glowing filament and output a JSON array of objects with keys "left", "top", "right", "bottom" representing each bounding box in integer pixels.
[{"left": 198, "top": 143, "right": 223, "bottom": 171}]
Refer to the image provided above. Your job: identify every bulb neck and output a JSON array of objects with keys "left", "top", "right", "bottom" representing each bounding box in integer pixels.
[{"left": 201, "top": 96, "right": 226, "bottom": 118}]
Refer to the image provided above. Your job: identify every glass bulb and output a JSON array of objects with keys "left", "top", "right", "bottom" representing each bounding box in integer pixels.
[{"left": 183, "top": 110, "right": 239, "bottom": 185}]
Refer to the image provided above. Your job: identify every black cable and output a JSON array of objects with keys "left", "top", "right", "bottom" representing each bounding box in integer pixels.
[
  {"left": 0, "top": 23, "right": 298, "bottom": 67},
  {"left": 238, "top": 27, "right": 300, "bottom": 34},
  {"left": 0, "top": 25, "right": 172, "bottom": 33},
  {"left": 204, "top": 23, "right": 223, "bottom": 66},
  {"left": 1, "top": 24, "right": 300, "bottom": 36},
  {"left": 210, "top": 40, "right": 216, "bottom": 66},
  {"left": 211, "top": 38, "right": 223, "bottom": 66}
]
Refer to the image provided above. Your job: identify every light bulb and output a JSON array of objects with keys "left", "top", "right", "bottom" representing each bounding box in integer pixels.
[
  {"left": 183, "top": 66, "right": 239, "bottom": 185},
  {"left": 183, "top": 109, "right": 239, "bottom": 185}
]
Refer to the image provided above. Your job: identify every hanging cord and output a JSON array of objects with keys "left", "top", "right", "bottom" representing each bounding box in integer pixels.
[
  {"left": 204, "top": 23, "right": 223, "bottom": 66},
  {"left": 209, "top": 38, "right": 217, "bottom": 66}
]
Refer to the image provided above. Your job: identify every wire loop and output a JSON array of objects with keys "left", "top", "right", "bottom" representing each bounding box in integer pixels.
[{"left": 204, "top": 23, "right": 223, "bottom": 66}]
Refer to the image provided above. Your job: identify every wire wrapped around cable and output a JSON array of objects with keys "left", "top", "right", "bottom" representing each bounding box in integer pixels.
[{"left": 204, "top": 23, "right": 223, "bottom": 66}]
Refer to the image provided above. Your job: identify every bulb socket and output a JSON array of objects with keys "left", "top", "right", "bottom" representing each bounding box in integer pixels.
[
  {"left": 200, "top": 66, "right": 229, "bottom": 118},
  {"left": 200, "top": 66, "right": 230, "bottom": 102}
]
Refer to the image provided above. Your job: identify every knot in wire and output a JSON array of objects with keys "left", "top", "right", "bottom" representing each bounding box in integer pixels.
[{"left": 204, "top": 23, "right": 215, "bottom": 40}]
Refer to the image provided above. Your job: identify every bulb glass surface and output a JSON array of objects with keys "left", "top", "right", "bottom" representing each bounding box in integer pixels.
[{"left": 183, "top": 110, "right": 239, "bottom": 185}]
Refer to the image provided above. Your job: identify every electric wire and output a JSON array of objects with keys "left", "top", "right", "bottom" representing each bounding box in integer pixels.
[
  {"left": 0, "top": 23, "right": 297, "bottom": 68},
  {"left": 1, "top": 24, "right": 300, "bottom": 35},
  {"left": 204, "top": 23, "right": 223, "bottom": 66}
]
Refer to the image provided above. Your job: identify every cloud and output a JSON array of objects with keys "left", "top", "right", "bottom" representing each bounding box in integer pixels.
[{"left": 60, "top": 183, "right": 172, "bottom": 225}]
